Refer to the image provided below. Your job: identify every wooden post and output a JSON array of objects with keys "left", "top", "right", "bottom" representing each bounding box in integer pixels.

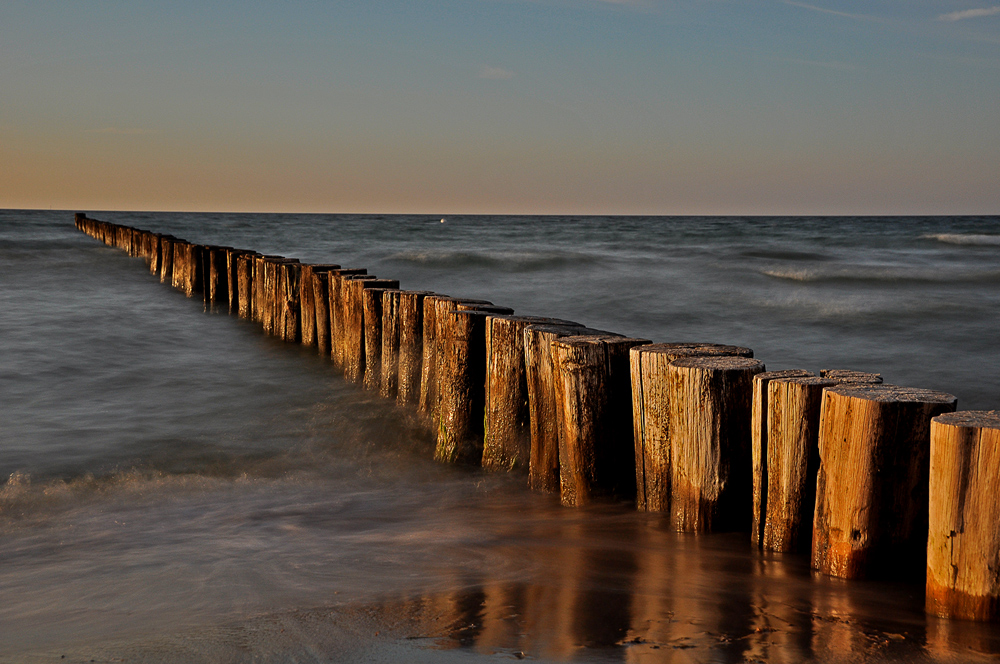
[
  {"left": 278, "top": 261, "right": 302, "bottom": 342},
  {"left": 926, "top": 411, "right": 1000, "bottom": 622},
  {"left": 812, "top": 384, "right": 957, "bottom": 580},
  {"left": 251, "top": 255, "right": 268, "bottom": 323},
  {"left": 344, "top": 278, "right": 398, "bottom": 383},
  {"left": 667, "top": 356, "right": 765, "bottom": 532},
  {"left": 523, "top": 324, "right": 618, "bottom": 493},
  {"left": 750, "top": 369, "right": 815, "bottom": 547},
  {"left": 235, "top": 252, "right": 258, "bottom": 319},
  {"left": 159, "top": 236, "right": 175, "bottom": 284},
  {"left": 630, "top": 343, "right": 757, "bottom": 514},
  {"left": 339, "top": 275, "right": 379, "bottom": 377},
  {"left": 205, "top": 246, "right": 231, "bottom": 308},
  {"left": 762, "top": 375, "right": 837, "bottom": 553},
  {"left": 396, "top": 290, "right": 435, "bottom": 407},
  {"left": 311, "top": 271, "right": 332, "bottom": 355},
  {"left": 171, "top": 241, "right": 188, "bottom": 292},
  {"left": 482, "top": 316, "right": 582, "bottom": 472},
  {"left": 551, "top": 335, "right": 651, "bottom": 506},
  {"left": 327, "top": 269, "right": 369, "bottom": 367},
  {"left": 417, "top": 296, "right": 491, "bottom": 420},
  {"left": 379, "top": 289, "right": 404, "bottom": 399},
  {"left": 149, "top": 234, "right": 162, "bottom": 275},
  {"left": 433, "top": 310, "right": 493, "bottom": 465},
  {"left": 819, "top": 369, "right": 883, "bottom": 384},
  {"left": 362, "top": 286, "right": 400, "bottom": 391},
  {"left": 298, "top": 264, "right": 340, "bottom": 347}
]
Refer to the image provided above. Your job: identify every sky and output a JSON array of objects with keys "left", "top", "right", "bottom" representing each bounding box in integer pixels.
[{"left": 1, "top": 1, "right": 999, "bottom": 215}]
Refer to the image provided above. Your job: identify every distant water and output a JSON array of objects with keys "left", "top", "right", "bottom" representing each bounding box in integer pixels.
[{"left": 2, "top": 210, "right": 999, "bottom": 662}]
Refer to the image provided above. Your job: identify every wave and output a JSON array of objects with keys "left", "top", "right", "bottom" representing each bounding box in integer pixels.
[
  {"left": 384, "top": 250, "right": 599, "bottom": 271},
  {"left": 740, "top": 249, "right": 831, "bottom": 261},
  {"left": 760, "top": 265, "right": 1000, "bottom": 285},
  {"left": 922, "top": 233, "right": 1000, "bottom": 246}
]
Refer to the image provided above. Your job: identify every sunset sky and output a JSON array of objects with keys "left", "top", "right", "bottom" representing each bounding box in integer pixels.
[{"left": 2, "top": 1, "right": 999, "bottom": 215}]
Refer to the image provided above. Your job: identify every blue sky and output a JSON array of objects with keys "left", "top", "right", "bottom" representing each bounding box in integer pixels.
[{"left": 2, "top": 1, "right": 998, "bottom": 214}]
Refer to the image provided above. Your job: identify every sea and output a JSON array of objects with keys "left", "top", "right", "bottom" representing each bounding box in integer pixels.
[{"left": 1, "top": 210, "right": 999, "bottom": 663}]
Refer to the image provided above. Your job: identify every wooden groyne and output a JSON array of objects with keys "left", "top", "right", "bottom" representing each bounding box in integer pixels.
[{"left": 75, "top": 213, "right": 998, "bottom": 622}]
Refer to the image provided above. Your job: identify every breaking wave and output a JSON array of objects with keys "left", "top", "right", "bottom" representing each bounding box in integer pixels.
[
  {"left": 760, "top": 265, "right": 1000, "bottom": 285},
  {"left": 922, "top": 233, "right": 1000, "bottom": 246}
]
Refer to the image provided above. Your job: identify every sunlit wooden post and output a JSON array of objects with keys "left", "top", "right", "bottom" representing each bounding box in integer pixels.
[{"left": 812, "top": 384, "right": 957, "bottom": 579}]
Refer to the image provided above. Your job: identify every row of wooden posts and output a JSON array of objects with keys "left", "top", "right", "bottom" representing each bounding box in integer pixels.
[{"left": 75, "top": 213, "right": 1000, "bottom": 622}]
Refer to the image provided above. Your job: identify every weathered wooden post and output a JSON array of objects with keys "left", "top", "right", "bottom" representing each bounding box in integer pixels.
[
  {"left": 631, "top": 343, "right": 757, "bottom": 514},
  {"left": 523, "top": 323, "right": 618, "bottom": 493},
  {"left": 251, "top": 255, "right": 268, "bottom": 323},
  {"left": 756, "top": 370, "right": 884, "bottom": 549},
  {"left": 434, "top": 309, "right": 492, "bottom": 465},
  {"left": 362, "top": 285, "right": 400, "bottom": 391},
  {"left": 278, "top": 261, "right": 302, "bottom": 342},
  {"left": 551, "top": 335, "right": 650, "bottom": 506},
  {"left": 926, "top": 411, "right": 1000, "bottom": 622},
  {"left": 667, "top": 355, "right": 765, "bottom": 532},
  {"left": 482, "top": 316, "right": 582, "bottom": 472},
  {"left": 310, "top": 271, "right": 332, "bottom": 355},
  {"left": 204, "top": 246, "right": 231, "bottom": 308},
  {"left": 761, "top": 375, "right": 837, "bottom": 552},
  {"left": 396, "top": 290, "right": 435, "bottom": 407},
  {"left": 148, "top": 234, "right": 162, "bottom": 275},
  {"left": 812, "top": 384, "right": 957, "bottom": 580},
  {"left": 298, "top": 264, "right": 339, "bottom": 347},
  {"left": 379, "top": 289, "right": 404, "bottom": 399},
  {"left": 343, "top": 278, "right": 398, "bottom": 383},
  {"left": 235, "top": 252, "right": 257, "bottom": 319},
  {"left": 328, "top": 269, "right": 369, "bottom": 366},
  {"left": 171, "top": 241, "right": 188, "bottom": 292},
  {"left": 417, "top": 296, "right": 491, "bottom": 419},
  {"left": 750, "top": 369, "right": 815, "bottom": 546},
  {"left": 226, "top": 249, "right": 250, "bottom": 315},
  {"left": 159, "top": 236, "right": 175, "bottom": 284}
]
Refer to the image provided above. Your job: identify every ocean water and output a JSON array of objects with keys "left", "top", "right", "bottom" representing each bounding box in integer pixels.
[{"left": 1, "top": 210, "right": 999, "bottom": 662}]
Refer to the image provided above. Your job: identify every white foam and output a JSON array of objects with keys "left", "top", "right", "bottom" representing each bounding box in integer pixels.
[{"left": 922, "top": 233, "right": 1000, "bottom": 246}]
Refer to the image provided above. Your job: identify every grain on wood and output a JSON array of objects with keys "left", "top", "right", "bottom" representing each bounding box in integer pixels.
[
  {"left": 668, "top": 355, "right": 765, "bottom": 533},
  {"left": 362, "top": 286, "right": 400, "bottom": 391},
  {"left": 762, "top": 375, "right": 836, "bottom": 553},
  {"left": 434, "top": 310, "right": 494, "bottom": 465},
  {"left": 926, "top": 410, "right": 1000, "bottom": 621},
  {"left": 482, "top": 316, "right": 582, "bottom": 472},
  {"left": 750, "top": 369, "right": 814, "bottom": 547},
  {"left": 298, "top": 264, "right": 340, "bottom": 347},
  {"left": 523, "top": 324, "right": 619, "bottom": 493},
  {"left": 396, "top": 290, "right": 435, "bottom": 407},
  {"left": 551, "top": 335, "right": 650, "bottom": 506},
  {"left": 630, "top": 343, "right": 756, "bottom": 514},
  {"left": 327, "top": 269, "right": 369, "bottom": 367},
  {"left": 343, "top": 278, "right": 398, "bottom": 383},
  {"left": 812, "top": 384, "right": 957, "bottom": 580}
]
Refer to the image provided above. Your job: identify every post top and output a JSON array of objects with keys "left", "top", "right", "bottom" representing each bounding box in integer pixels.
[
  {"left": 932, "top": 410, "right": 1000, "bottom": 430},
  {"left": 633, "top": 342, "right": 754, "bottom": 360},
  {"left": 826, "top": 384, "right": 957, "bottom": 405},
  {"left": 670, "top": 355, "right": 764, "bottom": 371}
]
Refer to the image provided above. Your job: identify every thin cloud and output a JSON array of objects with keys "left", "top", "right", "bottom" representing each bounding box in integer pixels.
[
  {"left": 783, "top": 1, "right": 873, "bottom": 21},
  {"left": 86, "top": 127, "right": 156, "bottom": 135},
  {"left": 938, "top": 6, "right": 1000, "bottom": 21},
  {"left": 479, "top": 66, "right": 514, "bottom": 80}
]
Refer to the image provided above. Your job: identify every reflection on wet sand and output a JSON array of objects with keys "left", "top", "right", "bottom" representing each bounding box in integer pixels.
[{"left": 367, "top": 507, "right": 1000, "bottom": 663}]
